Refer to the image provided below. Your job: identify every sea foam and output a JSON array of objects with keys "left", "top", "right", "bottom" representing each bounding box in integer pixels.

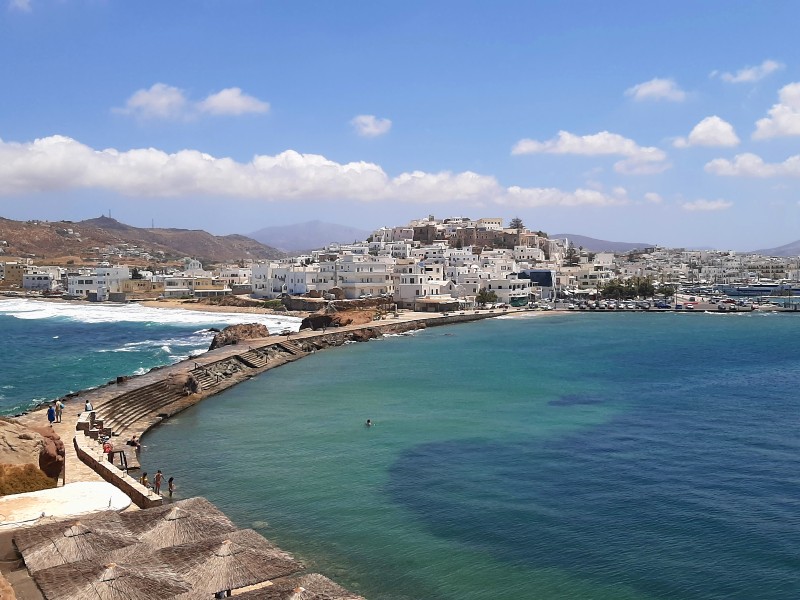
[{"left": 0, "top": 298, "right": 301, "bottom": 332}]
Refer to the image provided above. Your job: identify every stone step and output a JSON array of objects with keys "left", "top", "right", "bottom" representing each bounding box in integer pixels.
[
  {"left": 189, "top": 368, "right": 221, "bottom": 390},
  {"left": 277, "top": 341, "right": 305, "bottom": 356},
  {"left": 99, "top": 383, "right": 185, "bottom": 435},
  {"left": 99, "top": 386, "right": 172, "bottom": 428},
  {"left": 99, "top": 381, "right": 171, "bottom": 414},
  {"left": 237, "top": 351, "right": 269, "bottom": 368},
  {"left": 105, "top": 391, "right": 182, "bottom": 434}
]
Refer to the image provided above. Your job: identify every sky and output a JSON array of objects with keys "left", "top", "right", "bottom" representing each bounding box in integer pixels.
[{"left": 1, "top": 1, "right": 799, "bottom": 250}]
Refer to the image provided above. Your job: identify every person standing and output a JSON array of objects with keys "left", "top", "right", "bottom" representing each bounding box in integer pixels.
[
  {"left": 54, "top": 399, "right": 64, "bottom": 423},
  {"left": 154, "top": 470, "right": 163, "bottom": 495},
  {"left": 168, "top": 477, "right": 175, "bottom": 498},
  {"left": 139, "top": 472, "right": 149, "bottom": 488},
  {"left": 46, "top": 404, "right": 56, "bottom": 426}
]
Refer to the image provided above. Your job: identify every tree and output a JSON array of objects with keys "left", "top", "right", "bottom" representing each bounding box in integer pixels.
[
  {"left": 564, "top": 246, "right": 579, "bottom": 266},
  {"left": 600, "top": 279, "right": 624, "bottom": 299},
  {"left": 509, "top": 217, "right": 525, "bottom": 230},
  {"left": 131, "top": 267, "right": 143, "bottom": 280},
  {"left": 656, "top": 284, "right": 676, "bottom": 298},
  {"left": 476, "top": 288, "right": 498, "bottom": 306}
]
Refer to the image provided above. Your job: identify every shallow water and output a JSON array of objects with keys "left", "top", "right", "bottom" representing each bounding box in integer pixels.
[{"left": 139, "top": 312, "right": 800, "bottom": 599}]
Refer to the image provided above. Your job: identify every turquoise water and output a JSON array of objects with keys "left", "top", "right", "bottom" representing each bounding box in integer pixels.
[{"left": 136, "top": 311, "right": 800, "bottom": 600}]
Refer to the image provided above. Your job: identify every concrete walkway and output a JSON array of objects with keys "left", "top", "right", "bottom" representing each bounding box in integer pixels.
[{"left": 0, "top": 482, "right": 130, "bottom": 531}]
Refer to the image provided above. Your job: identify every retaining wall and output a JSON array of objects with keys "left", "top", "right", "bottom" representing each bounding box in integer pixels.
[{"left": 73, "top": 434, "right": 162, "bottom": 509}]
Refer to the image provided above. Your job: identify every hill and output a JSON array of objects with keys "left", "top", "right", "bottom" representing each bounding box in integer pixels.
[
  {"left": 248, "top": 220, "right": 371, "bottom": 252},
  {"left": 551, "top": 233, "right": 655, "bottom": 253},
  {"left": 0, "top": 216, "right": 285, "bottom": 265},
  {"left": 751, "top": 239, "right": 800, "bottom": 257}
]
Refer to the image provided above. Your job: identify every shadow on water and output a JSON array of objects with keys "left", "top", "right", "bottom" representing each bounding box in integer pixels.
[
  {"left": 388, "top": 388, "right": 800, "bottom": 600},
  {"left": 548, "top": 394, "right": 605, "bottom": 406}
]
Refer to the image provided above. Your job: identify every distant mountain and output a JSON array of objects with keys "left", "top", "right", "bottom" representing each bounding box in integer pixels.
[
  {"left": 551, "top": 233, "right": 655, "bottom": 253},
  {"left": 248, "top": 220, "right": 371, "bottom": 252},
  {"left": 0, "top": 216, "right": 285, "bottom": 265},
  {"left": 751, "top": 239, "right": 800, "bottom": 257}
]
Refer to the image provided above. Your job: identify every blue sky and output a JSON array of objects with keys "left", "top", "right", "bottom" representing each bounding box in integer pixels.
[{"left": 1, "top": 1, "right": 799, "bottom": 249}]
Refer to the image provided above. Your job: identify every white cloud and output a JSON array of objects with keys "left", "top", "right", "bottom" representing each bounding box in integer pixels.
[
  {"left": 705, "top": 152, "right": 800, "bottom": 178},
  {"left": 625, "top": 78, "right": 686, "bottom": 102},
  {"left": 753, "top": 82, "right": 800, "bottom": 139},
  {"left": 114, "top": 83, "right": 189, "bottom": 120},
  {"left": 644, "top": 192, "right": 663, "bottom": 204},
  {"left": 0, "top": 134, "right": 633, "bottom": 209},
  {"left": 512, "top": 130, "right": 670, "bottom": 175},
  {"left": 9, "top": 0, "right": 31, "bottom": 11},
  {"left": 500, "top": 187, "right": 628, "bottom": 208},
  {"left": 350, "top": 115, "right": 392, "bottom": 137},
  {"left": 716, "top": 60, "right": 783, "bottom": 83},
  {"left": 681, "top": 199, "right": 733, "bottom": 212},
  {"left": 196, "top": 88, "right": 270, "bottom": 116},
  {"left": 674, "top": 116, "right": 740, "bottom": 148},
  {"left": 116, "top": 83, "right": 270, "bottom": 120}
]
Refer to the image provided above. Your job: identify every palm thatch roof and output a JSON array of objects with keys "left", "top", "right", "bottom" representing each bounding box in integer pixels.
[
  {"left": 33, "top": 559, "right": 191, "bottom": 600},
  {"left": 235, "top": 573, "right": 366, "bottom": 600},
  {"left": 119, "top": 496, "right": 236, "bottom": 550},
  {"left": 13, "top": 514, "right": 139, "bottom": 573},
  {"left": 163, "top": 528, "right": 304, "bottom": 598}
]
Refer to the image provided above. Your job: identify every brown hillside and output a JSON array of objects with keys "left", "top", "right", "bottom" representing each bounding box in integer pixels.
[{"left": 0, "top": 216, "right": 286, "bottom": 266}]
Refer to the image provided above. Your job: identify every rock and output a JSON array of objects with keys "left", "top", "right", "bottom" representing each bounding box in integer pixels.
[
  {"left": 349, "top": 328, "right": 381, "bottom": 342},
  {"left": 208, "top": 323, "right": 272, "bottom": 351},
  {"left": 300, "top": 314, "right": 335, "bottom": 330},
  {"left": 0, "top": 420, "right": 44, "bottom": 466},
  {"left": 0, "top": 572, "right": 16, "bottom": 600},
  {"left": 0, "top": 420, "right": 64, "bottom": 487},
  {"left": 30, "top": 427, "right": 65, "bottom": 480}
]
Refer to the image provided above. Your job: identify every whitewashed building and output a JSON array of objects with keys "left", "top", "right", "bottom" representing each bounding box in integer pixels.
[
  {"left": 23, "top": 269, "right": 61, "bottom": 292},
  {"left": 336, "top": 254, "right": 395, "bottom": 299},
  {"left": 67, "top": 266, "right": 131, "bottom": 299}
]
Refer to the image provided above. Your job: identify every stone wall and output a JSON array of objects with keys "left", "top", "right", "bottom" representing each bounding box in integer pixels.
[{"left": 73, "top": 435, "right": 162, "bottom": 509}]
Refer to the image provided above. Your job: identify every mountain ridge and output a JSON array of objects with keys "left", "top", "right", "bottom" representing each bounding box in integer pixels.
[
  {"left": 0, "top": 216, "right": 285, "bottom": 265},
  {"left": 248, "top": 220, "right": 371, "bottom": 252},
  {"left": 551, "top": 233, "right": 655, "bottom": 253}
]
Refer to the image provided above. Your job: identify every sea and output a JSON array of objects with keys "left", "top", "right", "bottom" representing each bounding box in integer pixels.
[
  {"left": 0, "top": 299, "right": 301, "bottom": 415},
  {"left": 3, "top": 299, "right": 800, "bottom": 599}
]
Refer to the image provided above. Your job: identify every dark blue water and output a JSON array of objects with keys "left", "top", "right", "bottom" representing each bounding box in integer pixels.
[{"left": 0, "top": 299, "right": 299, "bottom": 414}]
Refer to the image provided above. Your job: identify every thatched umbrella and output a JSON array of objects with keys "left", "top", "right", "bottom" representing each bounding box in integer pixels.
[
  {"left": 234, "top": 573, "right": 366, "bottom": 600},
  {"left": 33, "top": 559, "right": 191, "bottom": 600},
  {"left": 14, "top": 516, "right": 140, "bottom": 573},
  {"left": 163, "top": 529, "right": 304, "bottom": 598},
  {"left": 119, "top": 497, "right": 237, "bottom": 550}
]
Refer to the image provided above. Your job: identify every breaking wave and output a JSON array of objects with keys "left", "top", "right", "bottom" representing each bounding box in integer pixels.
[{"left": 0, "top": 298, "right": 302, "bottom": 333}]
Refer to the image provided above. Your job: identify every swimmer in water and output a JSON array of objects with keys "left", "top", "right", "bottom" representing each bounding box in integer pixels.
[{"left": 365, "top": 419, "right": 373, "bottom": 427}]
